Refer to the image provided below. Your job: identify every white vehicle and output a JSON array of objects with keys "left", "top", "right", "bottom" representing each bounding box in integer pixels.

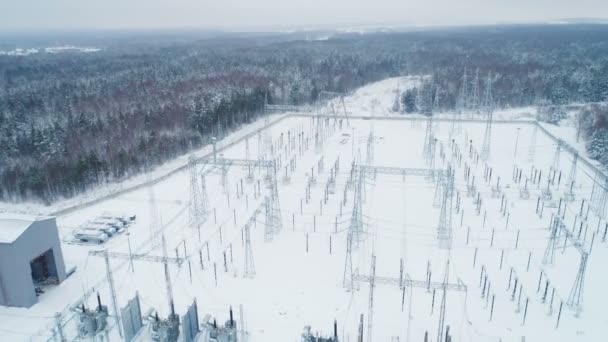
[
  {"left": 73, "top": 229, "right": 108, "bottom": 244},
  {"left": 81, "top": 222, "right": 117, "bottom": 236},
  {"left": 99, "top": 212, "right": 136, "bottom": 225},
  {"left": 91, "top": 217, "right": 125, "bottom": 229}
]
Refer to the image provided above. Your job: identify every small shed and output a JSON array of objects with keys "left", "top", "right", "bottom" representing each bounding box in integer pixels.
[{"left": 0, "top": 213, "right": 67, "bottom": 308}]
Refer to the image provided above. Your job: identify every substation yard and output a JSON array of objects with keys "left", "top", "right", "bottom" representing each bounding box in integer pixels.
[{"left": 2, "top": 112, "right": 608, "bottom": 342}]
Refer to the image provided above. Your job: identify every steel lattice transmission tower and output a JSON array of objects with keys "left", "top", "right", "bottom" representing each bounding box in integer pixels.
[
  {"left": 366, "top": 255, "right": 376, "bottom": 342},
  {"left": 551, "top": 140, "right": 562, "bottom": 175},
  {"left": 422, "top": 86, "right": 436, "bottom": 162},
  {"left": 437, "top": 167, "right": 454, "bottom": 249},
  {"left": 189, "top": 156, "right": 208, "bottom": 237},
  {"left": 343, "top": 231, "right": 355, "bottom": 290},
  {"left": 457, "top": 66, "right": 469, "bottom": 111},
  {"left": 350, "top": 166, "right": 365, "bottom": 246},
  {"left": 568, "top": 253, "right": 588, "bottom": 314},
  {"left": 343, "top": 162, "right": 363, "bottom": 290},
  {"left": 422, "top": 86, "right": 439, "bottom": 163},
  {"left": 470, "top": 68, "right": 481, "bottom": 115},
  {"left": 565, "top": 152, "right": 579, "bottom": 201},
  {"left": 243, "top": 220, "right": 255, "bottom": 278},
  {"left": 366, "top": 132, "right": 374, "bottom": 165},
  {"left": 423, "top": 115, "right": 434, "bottom": 161},
  {"left": 436, "top": 260, "right": 451, "bottom": 342},
  {"left": 264, "top": 164, "right": 283, "bottom": 241},
  {"left": 262, "top": 93, "right": 273, "bottom": 160},
  {"left": 451, "top": 68, "right": 469, "bottom": 139},
  {"left": 480, "top": 71, "right": 494, "bottom": 161}
]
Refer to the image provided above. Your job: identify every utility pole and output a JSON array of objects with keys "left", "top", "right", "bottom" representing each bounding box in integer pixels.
[
  {"left": 551, "top": 141, "right": 562, "bottom": 176},
  {"left": 528, "top": 124, "right": 538, "bottom": 163},
  {"left": 514, "top": 127, "right": 521, "bottom": 159},
  {"left": 103, "top": 252, "right": 122, "bottom": 338},
  {"left": 161, "top": 234, "right": 176, "bottom": 318}
]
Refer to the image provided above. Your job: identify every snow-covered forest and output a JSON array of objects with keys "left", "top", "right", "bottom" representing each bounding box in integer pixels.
[{"left": 1, "top": 25, "right": 608, "bottom": 204}]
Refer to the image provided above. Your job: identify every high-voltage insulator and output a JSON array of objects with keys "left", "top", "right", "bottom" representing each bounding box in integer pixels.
[
  {"left": 76, "top": 293, "right": 109, "bottom": 340},
  {"left": 150, "top": 310, "right": 180, "bottom": 342},
  {"left": 202, "top": 307, "right": 238, "bottom": 342},
  {"left": 301, "top": 320, "right": 339, "bottom": 342}
]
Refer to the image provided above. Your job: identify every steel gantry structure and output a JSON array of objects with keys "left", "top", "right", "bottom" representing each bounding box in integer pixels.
[
  {"left": 542, "top": 214, "right": 590, "bottom": 313},
  {"left": 88, "top": 248, "right": 184, "bottom": 338},
  {"left": 199, "top": 157, "right": 283, "bottom": 239},
  {"left": 343, "top": 164, "right": 455, "bottom": 290},
  {"left": 317, "top": 91, "right": 351, "bottom": 126}
]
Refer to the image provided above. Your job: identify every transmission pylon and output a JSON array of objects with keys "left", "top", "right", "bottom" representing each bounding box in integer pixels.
[
  {"left": 161, "top": 233, "right": 176, "bottom": 319},
  {"left": 567, "top": 253, "right": 588, "bottom": 314},
  {"left": 260, "top": 92, "right": 273, "bottom": 160},
  {"left": 358, "top": 314, "right": 364, "bottom": 342},
  {"left": 433, "top": 173, "right": 443, "bottom": 208},
  {"left": 458, "top": 67, "right": 469, "bottom": 111},
  {"left": 429, "top": 139, "right": 437, "bottom": 177},
  {"left": 437, "top": 168, "right": 454, "bottom": 248},
  {"left": 528, "top": 124, "right": 538, "bottom": 162},
  {"left": 343, "top": 231, "right": 355, "bottom": 290},
  {"left": 542, "top": 216, "right": 560, "bottom": 265},
  {"left": 243, "top": 221, "right": 255, "bottom": 278},
  {"left": 433, "top": 86, "right": 441, "bottom": 112},
  {"left": 189, "top": 157, "right": 207, "bottom": 237},
  {"left": 415, "top": 86, "right": 421, "bottom": 113},
  {"left": 264, "top": 165, "right": 283, "bottom": 241},
  {"left": 551, "top": 141, "right": 562, "bottom": 174},
  {"left": 480, "top": 71, "right": 494, "bottom": 161},
  {"left": 367, "top": 255, "right": 376, "bottom": 342},
  {"left": 470, "top": 68, "right": 481, "bottom": 116},
  {"left": 436, "top": 260, "right": 450, "bottom": 342},
  {"left": 103, "top": 253, "right": 122, "bottom": 337},
  {"left": 451, "top": 69, "right": 468, "bottom": 139},
  {"left": 221, "top": 156, "right": 228, "bottom": 193},
  {"left": 350, "top": 166, "right": 365, "bottom": 246},
  {"left": 264, "top": 197, "right": 273, "bottom": 242},
  {"left": 366, "top": 132, "right": 374, "bottom": 165},
  {"left": 422, "top": 85, "right": 435, "bottom": 162},
  {"left": 565, "top": 152, "right": 578, "bottom": 201},
  {"left": 257, "top": 131, "right": 264, "bottom": 162},
  {"left": 270, "top": 164, "right": 282, "bottom": 233}
]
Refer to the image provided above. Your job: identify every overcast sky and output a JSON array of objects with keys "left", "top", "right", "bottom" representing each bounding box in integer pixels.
[{"left": 2, "top": 0, "right": 608, "bottom": 31}]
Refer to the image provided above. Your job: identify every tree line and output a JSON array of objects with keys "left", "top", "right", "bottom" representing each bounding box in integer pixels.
[{"left": 1, "top": 24, "right": 608, "bottom": 203}]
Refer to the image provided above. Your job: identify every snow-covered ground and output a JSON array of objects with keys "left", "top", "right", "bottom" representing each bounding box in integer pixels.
[{"left": 1, "top": 77, "right": 607, "bottom": 341}]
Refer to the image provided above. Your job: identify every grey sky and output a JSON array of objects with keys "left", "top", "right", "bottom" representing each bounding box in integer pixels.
[{"left": 2, "top": 0, "right": 608, "bottom": 31}]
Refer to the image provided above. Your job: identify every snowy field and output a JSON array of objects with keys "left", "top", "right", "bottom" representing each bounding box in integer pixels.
[{"left": 1, "top": 77, "right": 607, "bottom": 342}]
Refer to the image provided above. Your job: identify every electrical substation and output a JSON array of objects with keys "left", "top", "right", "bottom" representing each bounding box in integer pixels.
[{"left": 1, "top": 77, "right": 607, "bottom": 341}]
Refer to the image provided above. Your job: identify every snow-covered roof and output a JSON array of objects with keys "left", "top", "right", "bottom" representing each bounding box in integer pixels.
[{"left": 0, "top": 213, "right": 51, "bottom": 244}]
